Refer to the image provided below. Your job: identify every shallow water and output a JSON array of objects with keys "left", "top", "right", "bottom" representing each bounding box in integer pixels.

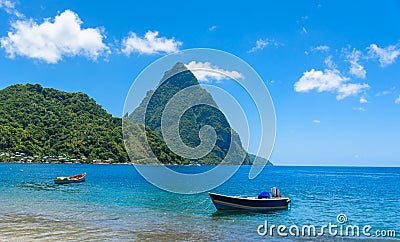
[{"left": 0, "top": 164, "right": 399, "bottom": 241}]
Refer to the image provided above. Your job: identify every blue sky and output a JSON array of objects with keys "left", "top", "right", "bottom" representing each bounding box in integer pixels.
[{"left": 0, "top": 0, "right": 399, "bottom": 166}]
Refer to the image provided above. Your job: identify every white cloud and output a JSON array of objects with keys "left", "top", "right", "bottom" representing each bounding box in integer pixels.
[
  {"left": 311, "top": 45, "right": 330, "bottom": 52},
  {"left": 302, "top": 27, "right": 307, "bottom": 34},
  {"left": 368, "top": 43, "right": 400, "bottom": 67},
  {"left": 359, "top": 96, "right": 368, "bottom": 104},
  {"left": 395, "top": 95, "right": 400, "bottom": 104},
  {"left": 312, "top": 119, "right": 320, "bottom": 124},
  {"left": 0, "top": 0, "right": 22, "bottom": 17},
  {"left": 294, "top": 68, "right": 369, "bottom": 100},
  {"left": 324, "top": 56, "right": 336, "bottom": 69},
  {"left": 248, "top": 38, "right": 280, "bottom": 53},
  {"left": 0, "top": 10, "right": 109, "bottom": 63},
  {"left": 185, "top": 61, "right": 244, "bottom": 83},
  {"left": 349, "top": 60, "right": 366, "bottom": 79},
  {"left": 295, "top": 69, "right": 348, "bottom": 93},
  {"left": 336, "top": 83, "right": 369, "bottom": 100},
  {"left": 347, "top": 48, "right": 366, "bottom": 79},
  {"left": 121, "top": 30, "right": 182, "bottom": 55},
  {"left": 208, "top": 25, "right": 217, "bottom": 31}
]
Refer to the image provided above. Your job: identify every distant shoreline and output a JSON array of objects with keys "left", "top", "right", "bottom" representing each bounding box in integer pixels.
[
  {"left": 0, "top": 161, "right": 270, "bottom": 166},
  {"left": 1, "top": 162, "right": 399, "bottom": 168}
]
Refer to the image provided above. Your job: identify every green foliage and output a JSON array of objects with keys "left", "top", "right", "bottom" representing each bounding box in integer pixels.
[
  {"left": 0, "top": 84, "right": 128, "bottom": 162},
  {"left": 122, "top": 120, "right": 187, "bottom": 164}
]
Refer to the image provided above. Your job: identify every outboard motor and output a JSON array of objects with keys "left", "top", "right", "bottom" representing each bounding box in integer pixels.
[{"left": 270, "top": 187, "right": 277, "bottom": 197}]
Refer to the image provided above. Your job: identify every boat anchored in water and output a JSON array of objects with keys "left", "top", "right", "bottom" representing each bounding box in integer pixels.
[
  {"left": 54, "top": 172, "right": 86, "bottom": 184},
  {"left": 209, "top": 187, "right": 290, "bottom": 211}
]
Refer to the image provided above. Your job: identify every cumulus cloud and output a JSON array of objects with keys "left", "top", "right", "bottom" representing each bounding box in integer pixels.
[
  {"left": 311, "top": 45, "right": 330, "bottom": 52},
  {"left": 0, "top": 10, "right": 109, "bottom": 63},
  {"left": 395, "top": 95, "right": 400, "bottom": 104},
  {"left": 312, "top": 119, "right": 320, "bottom": 124},
  {"left": 121, "top": 30, "right": 182, "bottom": 55},
  {"left": 294, "top": 68, "right": 369, "bottom": 100},
  {"left": 295, "top": 69, "right": 349, "bottom": 93},
  {"left": 248, "top": 38, "right": 280, "bottom": 53},
  {"left": 185, "top": 61, "right": 244, "bottom": 83},
  {"left": 368, "top": 43, "right": 400, "bottom": 67},
  {"left": 346, "top": 48, "right": 366, "bottom": 79}
]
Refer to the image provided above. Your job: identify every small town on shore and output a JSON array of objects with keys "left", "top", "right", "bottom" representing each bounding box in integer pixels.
[
  {"left": 0, "top": 152, "right": 206, "bottom": 165},
  {"left": 0, "top": 151, "right": 117, "bottom": 164}
]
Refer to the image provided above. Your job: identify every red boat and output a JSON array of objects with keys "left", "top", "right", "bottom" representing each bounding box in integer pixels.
[{"left": 54, "top": 173, "right": 86, "bottom": 184}]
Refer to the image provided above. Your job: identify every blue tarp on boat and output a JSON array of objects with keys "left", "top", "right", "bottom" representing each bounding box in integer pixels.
[{"left": 258, "top": 191, "right": 271, "bottom": 199}]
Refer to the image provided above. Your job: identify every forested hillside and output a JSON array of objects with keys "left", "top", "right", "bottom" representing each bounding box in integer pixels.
[
  {"left": 0, "top": 83, "right": 271, "bottom": 165},
  {"left": 0, "top": 84, "right": 128, "bottom": 162}
]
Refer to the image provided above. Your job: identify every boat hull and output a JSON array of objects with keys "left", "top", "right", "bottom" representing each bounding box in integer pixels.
[
  {"left": 54, "top": 173, "right": 86, "bottom": 184},
  {"left": 209, "top": 192, "right": 290, "bottom": 211},
  {"left": 54, "top": 177, "right": 85, "bottom": 184}
]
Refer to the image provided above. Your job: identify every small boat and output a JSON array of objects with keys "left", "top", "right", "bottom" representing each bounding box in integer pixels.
[
  {"left": 54, "top": 173, "right": 86, "bottom": 184},
  {"left": 208, "top": 192, "right": 290, "bottom": 211}
]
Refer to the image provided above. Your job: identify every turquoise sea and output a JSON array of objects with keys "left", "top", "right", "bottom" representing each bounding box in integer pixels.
[{"left": 0, "top": 164, "right": 399, "bottom": 241}]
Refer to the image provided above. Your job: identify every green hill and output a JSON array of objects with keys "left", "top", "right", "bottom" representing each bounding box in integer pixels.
[
  {"left": 129, "top": 62, "right": 252, "bottom": 165},
  {"left": 0, "top": 83, "right": 193, "bottom": 164},
  {"left": 0, "top": 84, "right": 128, "bottom": 162}
]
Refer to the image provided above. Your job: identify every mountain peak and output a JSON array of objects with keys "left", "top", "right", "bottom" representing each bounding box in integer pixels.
[
  {"left": 160, "top": 62, "right": 192, "bottom": 84},
  {"left": 130, "top": 62, "right": 251, "bottom": 165},
  {"left": 171, "top": 62, "right": 187, "bottom": 71}
]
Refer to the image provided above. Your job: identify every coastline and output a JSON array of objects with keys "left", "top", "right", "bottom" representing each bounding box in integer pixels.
[{"left": 3, "top": 162, "right": 400, "bottom": 168}]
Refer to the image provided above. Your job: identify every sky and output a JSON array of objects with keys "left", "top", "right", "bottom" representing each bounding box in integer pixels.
[{"left": 0, "top": 0, "right": 399, "bottom": 166}]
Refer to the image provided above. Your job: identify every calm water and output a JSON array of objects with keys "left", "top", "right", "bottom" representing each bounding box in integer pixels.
[{"left": 0, "top": 164, "right": 399, "bottom": 241}]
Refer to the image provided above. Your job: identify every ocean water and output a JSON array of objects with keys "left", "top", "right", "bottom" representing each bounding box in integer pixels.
[{"left": 0, "top": 164, "right": 399, "bottom": 241}]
